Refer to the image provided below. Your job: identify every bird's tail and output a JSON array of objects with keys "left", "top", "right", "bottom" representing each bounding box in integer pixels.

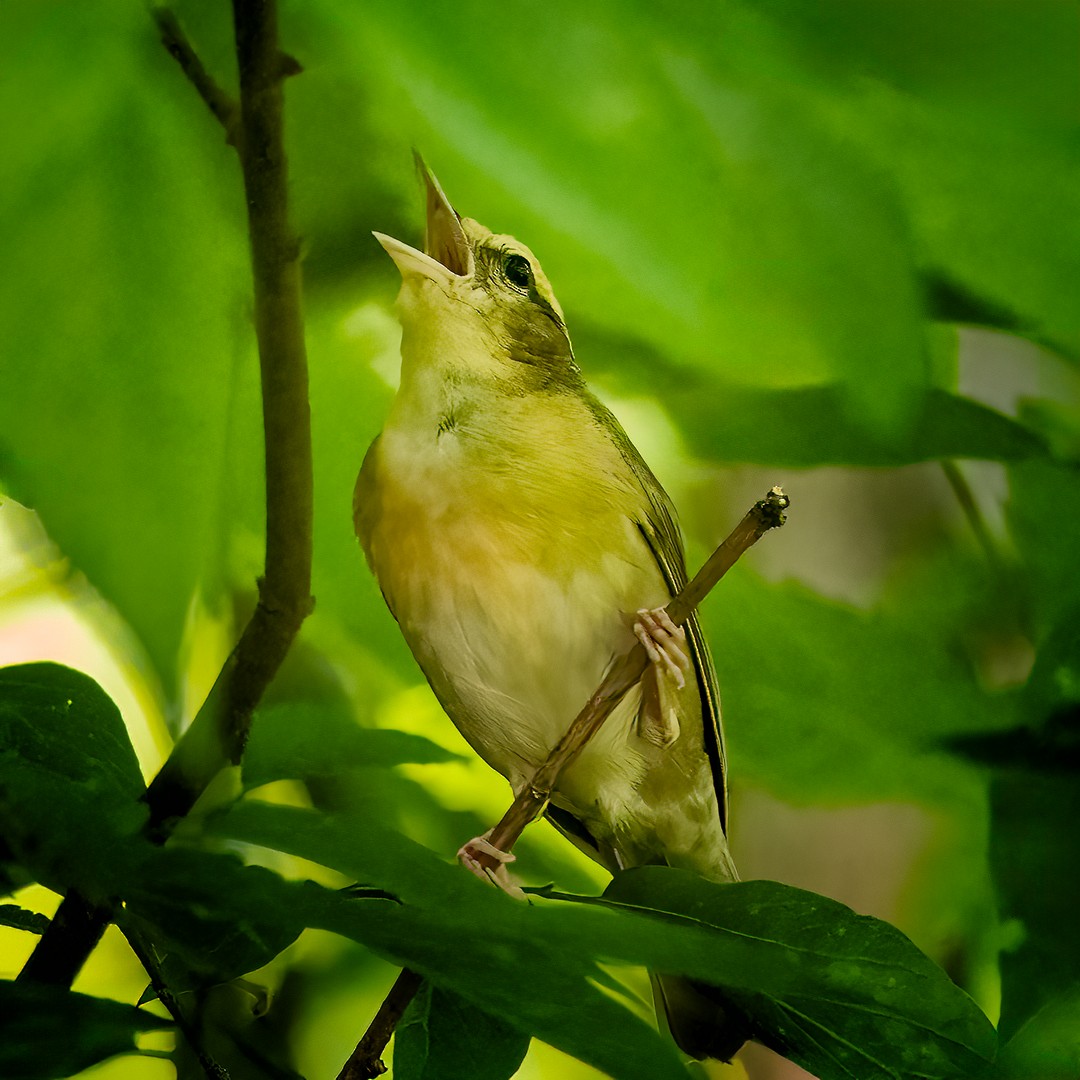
[{"left": 651, "top": 972, "right": 750, "bottom": 1062}]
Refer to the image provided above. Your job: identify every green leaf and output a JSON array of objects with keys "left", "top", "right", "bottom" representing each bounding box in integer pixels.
[
  {"left": 0, "top": 980, "right": 170, "bottom": 1080},
  {"left": 990, "top": 770, "right": 1080, "bottom": 1042},
  {"left": 577, "top": 325, "right": 1047, "bottom": 467},
  {"left": 212, "top": 802, "right": 997, "bottom": 1080},
  {"left": 0, "top": 6, "right": 253, "bottom": 692},
  {"left": 0, "top": 662, "right": 148, "bottom": 897},
  {"left": 1007, "top": 461, "right": 1080, "bottom": 633},
  {"left": 704, "top": 566, "right": 1012, "bottom": 807},
  {"left": 325, "top": 0, "right": 933, "bottom": 433},
  {"left": 395, "top": 981, "right": 531, "bottom": 1080},
  {"left": 120, "top": 848, "right": 304, "bottom": 995},
  {"left": 242, "top": 702, "right": 462, "bottom": 791},
  {"left": 667, "top": 383, "right": 1046, "bottom": 468},
  {"left": 0, "top": 904, "right": 49, "bottom": 935},
  {"left": 211, "top": 801, "right": 688, "bottom": 1080},
  {"left": 601, "top": 869, "right": 997, "bottom": 1080},
  {"left": 995, "top": 987, "right": 1080, "bottom": 1080}
]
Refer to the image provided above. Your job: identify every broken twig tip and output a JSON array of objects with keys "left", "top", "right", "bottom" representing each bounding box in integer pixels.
[{"left": 755, "top": 486, "right": 790, "bottom": 531}]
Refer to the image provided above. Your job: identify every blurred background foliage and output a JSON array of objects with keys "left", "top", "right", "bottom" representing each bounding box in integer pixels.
[{"left": 0, "top": 0, "right": 1078, "bottom": 1077}]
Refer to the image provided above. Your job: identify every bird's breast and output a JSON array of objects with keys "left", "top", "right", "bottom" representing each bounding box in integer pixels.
[{"left": 360, "top": 405, "right": 669, "bottom": 793}]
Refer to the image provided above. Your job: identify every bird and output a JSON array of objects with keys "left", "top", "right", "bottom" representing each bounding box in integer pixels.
[{"left": 353, "top": 158, "right": 746, "bottom": 1062}]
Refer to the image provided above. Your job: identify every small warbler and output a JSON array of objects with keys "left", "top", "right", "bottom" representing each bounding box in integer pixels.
[{"left": 354, "top": 160, "right": 744, "bottom": 1061}]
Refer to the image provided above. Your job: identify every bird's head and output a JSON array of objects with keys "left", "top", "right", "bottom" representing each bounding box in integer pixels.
[{"left": 373, "top": 158, "right": 578, "bottom": 390}]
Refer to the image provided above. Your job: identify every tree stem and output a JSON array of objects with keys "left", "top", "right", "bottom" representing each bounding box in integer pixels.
[{"left": 19, "top": 0, "right": 312, "bottom": 987}]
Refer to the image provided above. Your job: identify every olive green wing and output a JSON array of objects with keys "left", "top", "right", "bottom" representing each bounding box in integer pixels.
[
  {"left": 634, "top": 493, "right": 729, "bottom": 835},
  {"left": 580, "top": 395, "right": 729, "bottom": 833}
]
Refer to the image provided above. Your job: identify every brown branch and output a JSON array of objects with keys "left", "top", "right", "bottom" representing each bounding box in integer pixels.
[
  {"left": 120, "top": 924, "right": 229, "bottom": 1080},
  {"left": 19, "top": 0, "right": 312, "bottom": 987},
  {"left": 336, "top": 969, "right": 425, "bottom": 1080},
  {"left": 341, "top": 486, "right": 789, "bottom": 1076},
  {"left": 147, "top": 0, "right": 315, "bottom": 823},
  {"left": 485, "top": 485, "right": 788, "bottom": 861},
  {"left": 141, "top": 0, "right": 315, "bottom": 829}
]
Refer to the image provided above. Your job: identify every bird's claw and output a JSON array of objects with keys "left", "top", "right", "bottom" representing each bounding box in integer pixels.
[
  {"left": 634, "top": 608, "right": 689, "bottom": 689},
  {"left": 457, "top": 833, "right": 527, "bottom": 900}
]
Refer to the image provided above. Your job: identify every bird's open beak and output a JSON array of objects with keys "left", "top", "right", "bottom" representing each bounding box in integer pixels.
[{"left": 373, "top": 155, "right": 472, "bottom": 284}]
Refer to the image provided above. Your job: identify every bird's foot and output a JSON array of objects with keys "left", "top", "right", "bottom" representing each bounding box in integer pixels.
[
  {"left": 634, "top": 608, "right": 689, "bottom": 689},
  {"left": 457, "top": 832, "right": 527, "bottom": 900},
  {"left": 635, "top": 608, "right": 689, "bottom": 748}
]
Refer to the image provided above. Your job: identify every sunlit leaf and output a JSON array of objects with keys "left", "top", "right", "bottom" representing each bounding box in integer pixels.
[
  {"left": 0, "top": 5, "right": 253, "bottom": 691},
  {"left": 243, "top": 701, "right": 463, "bottom": 791}
]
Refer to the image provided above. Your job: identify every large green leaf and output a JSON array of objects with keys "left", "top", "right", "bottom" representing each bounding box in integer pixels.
[
  {"left": 210, "top": 800, "right": 995, "bottom": 1080},
  {"left": 315, "top": 0, "right": 930, "bottom": 434},
  {"left": 602, "top": 869, "right": 997, "bottom": 1080},
  {"left": 752, "top": 0, "right": 1080, "bottom": 358},
  {"left": 209, "top": 801, "right": 689, "bottom": 1080},
  {"left": 0, "top": 980, "right": 170, "bottom": 1080},
  {"left": 578, "top": 325, "right": 1048, "bottom": 467},
  {"left": 0, "top": 5, "right": 253, "bottom": 691},
  {"left": 702, "top": 563, "right": 1013, "bottom": 806},
  {"left": 0, "top": 662, "right": 147, "bottom": 899}
]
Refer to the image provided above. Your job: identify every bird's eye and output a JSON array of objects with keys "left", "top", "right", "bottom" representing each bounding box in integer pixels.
[{"left": 502, "top": 252, "right": 533, "bottom": 290}]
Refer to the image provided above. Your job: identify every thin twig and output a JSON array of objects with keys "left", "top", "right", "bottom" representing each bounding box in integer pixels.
[
  {"left": 940, "top": 460, "right": 1002, "bottom": 569},
  {"left": 337, "top": 969, "right": 424, "bottom": 1080},
  {"left": 121, "top": 924, "right": 230, "bottom": 1080},
  {"left": 485, "top": 485, "right": 788, "bottom": 861},
  {"left": 153, "top": 7, "right": 240, "bottom": 141},
  {"left": 19, "top": 0, "right": 312, "bottom": 987},
  {"left": 341, "top": 487, "right": 789, "bottom": 1076}
]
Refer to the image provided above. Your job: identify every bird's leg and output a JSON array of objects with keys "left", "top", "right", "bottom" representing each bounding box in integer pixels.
[
  {"left": 457, "top": 830, "right": 527, "bottom": 900},
  {"left": 634, "top": 608, "right": 690, "bottom": 748}
]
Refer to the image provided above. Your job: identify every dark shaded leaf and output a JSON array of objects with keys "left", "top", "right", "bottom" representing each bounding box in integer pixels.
[
  {"left": 396, "top": 981, "right": 531, "bottom": 1080},
  {"left": 210, "top": 801, "right": 688, "bottom": 1080},
  {"left": 120, "top": 849, "right": 305, "bottom": 995},
  {"left": 0, "top": 903, "right": 49, "bottom": 935},
  {"left": 991, "top": 771, "right": 1080, "bottom": 1042},
  {"left": 0, "top": 979, "right": 170, "bottom": 1080},
  {"left": 601, "top": 869, "right": 996, "bottom": 1080},
  {"left": 0, "top": 662, "right": 147, "bottom": 898},
  {"left": 668, "top": 384, "right": 1046, "bottom": 468},
  {"left": 945, "top": 708, "right": 1080, "bottom": 773}
]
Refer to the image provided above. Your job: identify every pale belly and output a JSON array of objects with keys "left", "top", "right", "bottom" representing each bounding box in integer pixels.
[
  {"left": 359, "top": 418, "right": 730, "bottom": 876},
  {"left": 389, "top": 502, "right": 668, "bottom": 804}
]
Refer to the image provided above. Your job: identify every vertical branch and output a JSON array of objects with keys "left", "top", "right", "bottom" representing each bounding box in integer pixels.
[
  {"left": 143, "top": 0, "right": 313, "bottom": 831},
  {"left": 20, "top": 0, "right": 313, "bottom": 985}
]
